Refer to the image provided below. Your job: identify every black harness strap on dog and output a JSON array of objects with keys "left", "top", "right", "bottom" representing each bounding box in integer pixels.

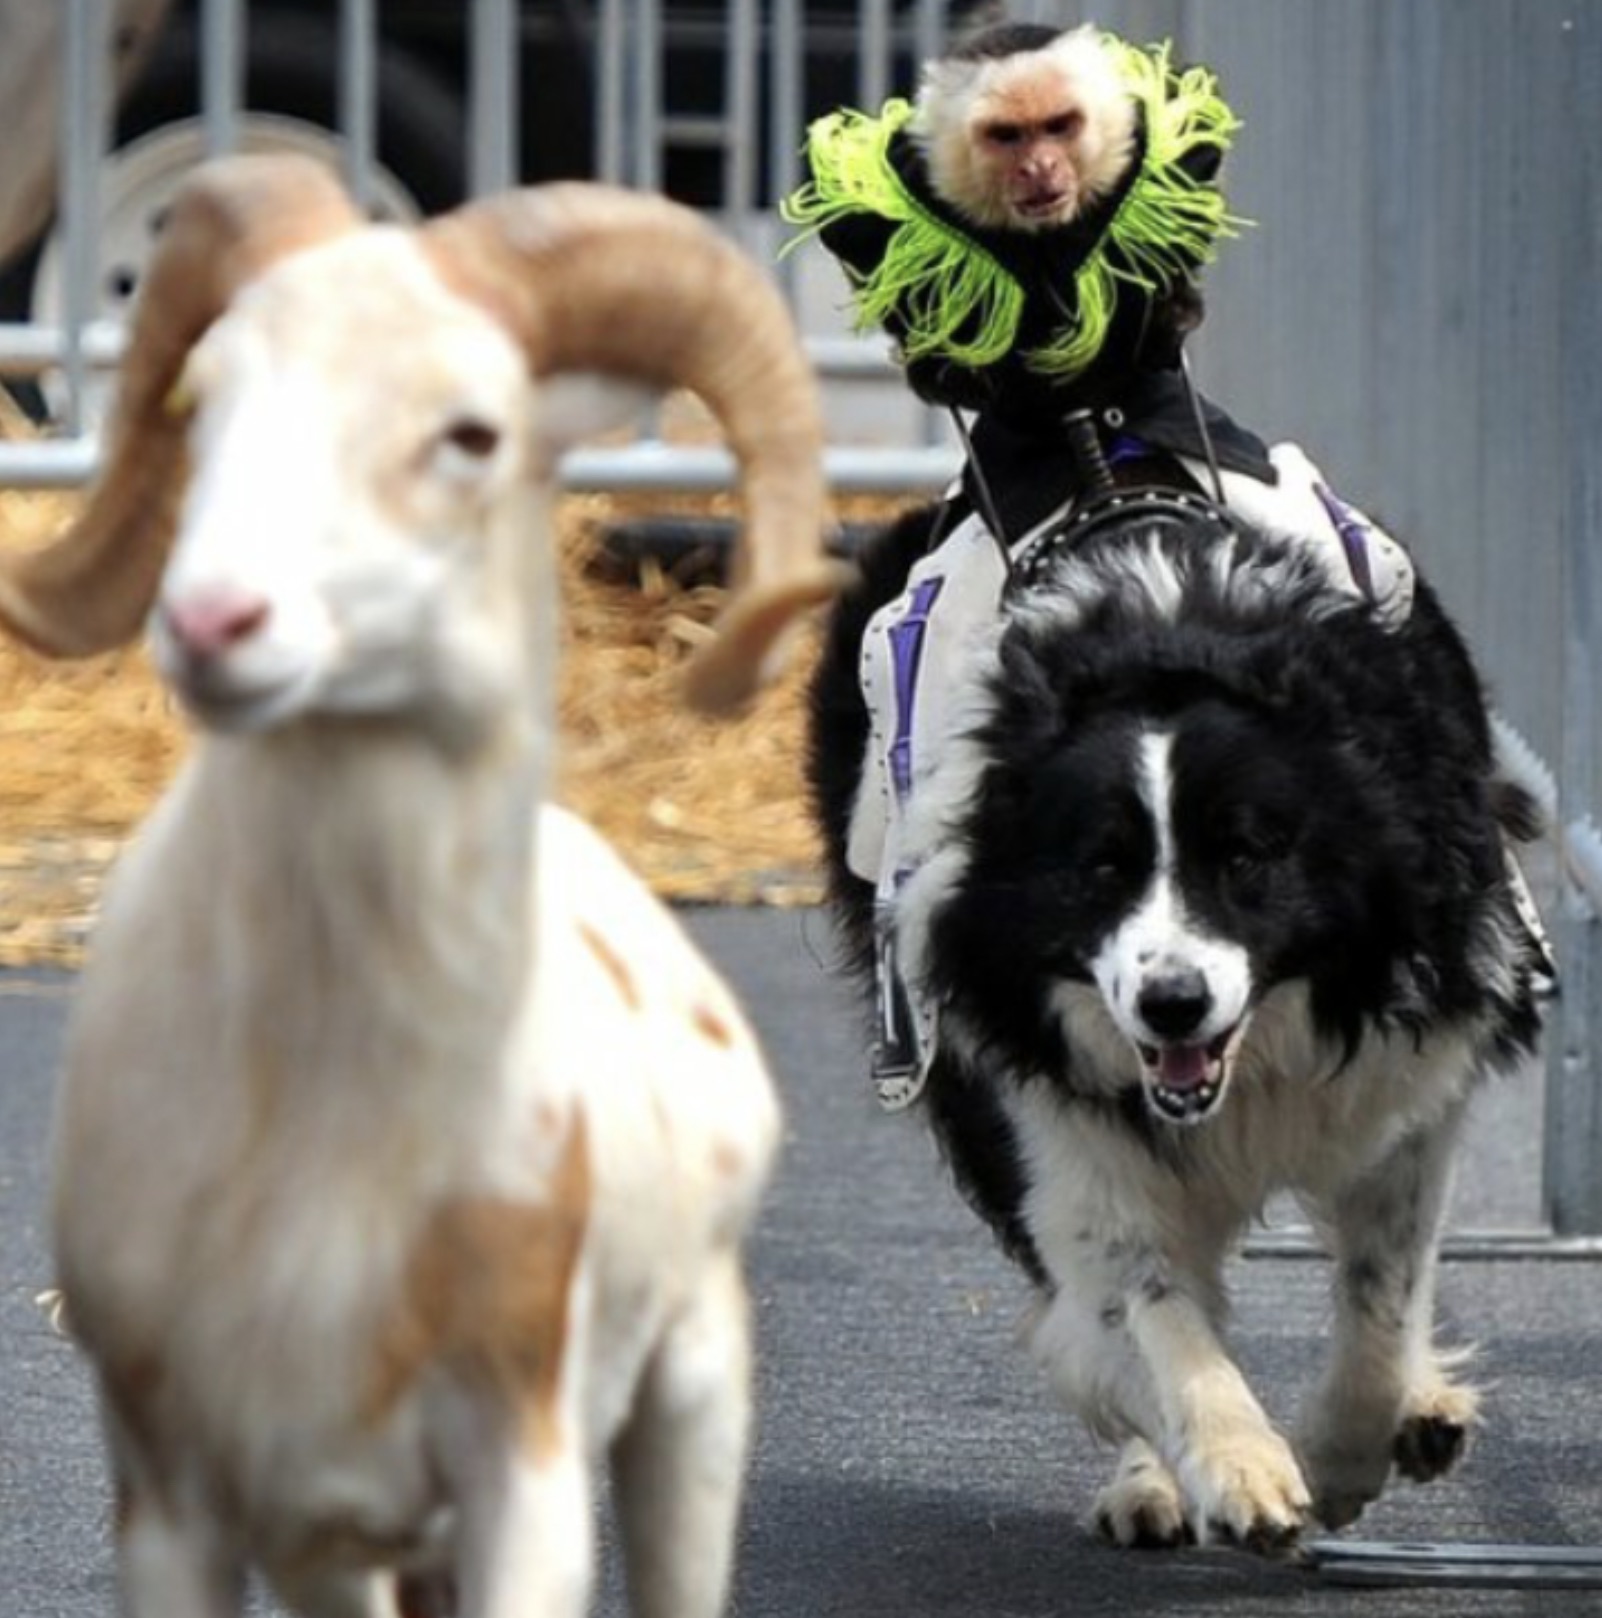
[
  {"left": 1180, "top": 350, "right": 1228, "bottom": 505},
  {"left": 949, "top": 408, "right": 1016, "bottom": 583}
]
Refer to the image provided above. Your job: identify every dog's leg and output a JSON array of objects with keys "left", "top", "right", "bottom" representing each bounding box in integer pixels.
[
  {"left": 1033, "top": 1249, "right": 1310, "bottom": 1550},
  {"left": 1092, "top": 1438, "right": 1190, "bottom": 1548},
  {"left": 1298, "top": 1103, "right": 1479, "bottom": 1529}
]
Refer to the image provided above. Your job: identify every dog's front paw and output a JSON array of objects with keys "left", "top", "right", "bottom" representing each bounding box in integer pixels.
[
  {"left": 1393, "top": 1380, "right": 1479, "bottom": 1483},
  {"left": 1176, "top": 1426, "right": 1311, "bottom": 1552},
  {"left": 1093, "top": 1442, "right": 1192, "bottom": 1549}
]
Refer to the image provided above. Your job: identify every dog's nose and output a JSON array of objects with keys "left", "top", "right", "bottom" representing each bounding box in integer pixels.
[{"left": 1137, "top": 970, "right": 1212, "bottom": 1040}]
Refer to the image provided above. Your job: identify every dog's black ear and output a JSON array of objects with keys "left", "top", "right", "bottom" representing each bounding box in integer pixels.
[
  {"left": 989, "top": 622, "right": 1075, "bottom": 754},
  {"left": 1490, "top": 777, "right": 1546, "bottom": 845}
]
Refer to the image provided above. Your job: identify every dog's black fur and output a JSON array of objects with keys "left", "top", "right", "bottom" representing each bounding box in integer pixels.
[{"left": 807, "top": 490, "right": 1548, "bottom": 1543}]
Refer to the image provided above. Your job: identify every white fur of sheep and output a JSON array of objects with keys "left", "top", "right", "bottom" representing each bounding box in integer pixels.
[{"left": 0, "top": 155, "right": 836, "bottom": 1618}]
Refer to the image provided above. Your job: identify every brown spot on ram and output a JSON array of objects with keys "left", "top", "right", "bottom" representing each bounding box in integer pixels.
[
  {"left": 692, "top": 1002, "right": 734, "bottom": 1048},
  {"left": 366, "top": 1111, "right": 591, "bottom": 1459},
  {"left": 578, "top": 921, "right": 641, "bottom": 1011}
]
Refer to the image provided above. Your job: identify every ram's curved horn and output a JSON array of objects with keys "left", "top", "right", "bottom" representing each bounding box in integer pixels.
[
  {"left": 422, "top": 183, "right": 838, "bottom": 712},
  {"left": 0, "top": 154, "right": 361, "bottom": 657}
]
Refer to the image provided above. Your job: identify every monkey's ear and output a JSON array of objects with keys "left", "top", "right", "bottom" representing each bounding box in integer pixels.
[
  {"left": 1140, "top": 281, "right": 1207, "bottom": 370},
  {"left": 1167, "top": 280, "right": 1207, "bottom": 336},
  {"left": 913, "top": 52, "right": 977, "bottom": 117}
]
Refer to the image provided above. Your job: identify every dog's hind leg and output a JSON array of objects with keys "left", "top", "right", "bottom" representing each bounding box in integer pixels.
[{"left": 1297, "top": 1100, "right": 1479, "bottom": 1529}]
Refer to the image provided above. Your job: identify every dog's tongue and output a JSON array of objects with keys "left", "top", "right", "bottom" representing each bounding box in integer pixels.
[{"left": 1158, "top": 1045, "right": 1211, "bottom": 1091}]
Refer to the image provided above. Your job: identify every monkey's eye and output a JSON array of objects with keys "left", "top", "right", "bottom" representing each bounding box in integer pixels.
[
  {"left": 1043, "top": 111, "right": 1086, "bottom": 140},
  {"left": 982, "top": 121, "right": 1024, "bottom": 147}
]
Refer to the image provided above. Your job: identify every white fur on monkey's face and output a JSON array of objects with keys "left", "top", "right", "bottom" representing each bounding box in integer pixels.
[{"left": 912, "top": 26, "right": 1137, "bottom": 233}]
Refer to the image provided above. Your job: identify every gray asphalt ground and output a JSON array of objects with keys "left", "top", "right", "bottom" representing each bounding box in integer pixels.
[{"left": 3, "top": 907, "right": 1601, "bottom": 1616}]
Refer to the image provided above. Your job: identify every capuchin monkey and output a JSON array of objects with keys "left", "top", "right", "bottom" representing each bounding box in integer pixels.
[{"left": 910, "top": 23, "right": 1138, "bottom": 232}]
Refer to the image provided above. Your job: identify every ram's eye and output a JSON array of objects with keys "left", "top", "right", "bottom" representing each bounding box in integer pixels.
[{"left": 441, "top": 417, "right": 502, "bottom": 460}]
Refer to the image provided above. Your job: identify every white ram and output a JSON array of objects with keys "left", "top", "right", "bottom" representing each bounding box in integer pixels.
[{"left": 0, "top": 155, "right": 836, "bottom": 1618}]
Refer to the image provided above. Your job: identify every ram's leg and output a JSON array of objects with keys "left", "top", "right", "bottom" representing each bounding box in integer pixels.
[
  {"left": 115, "top": 1472, "right": 244, "bottom": 1618},
  {"left": 1298, "top": 1101, "right": 1478, "bottom": 1529},
  {"left": 98, "top": 1391, "right": 244, "bottom": 1618},
  {"left": 611, "top": 1253, "right": 755, "bottom": 1618},
  {"left": 452, "top": 1424, "right": 594, "bottom": 1618},
  {"left": 1032, "top": 1245, "right": 1309, "bottom": 1550},
  {"left": 266, "top": 1568, "right": 401, "bottom": 1618},
  {"left": 439, "top": 1282, "right": 597, "bottom": 1618}
]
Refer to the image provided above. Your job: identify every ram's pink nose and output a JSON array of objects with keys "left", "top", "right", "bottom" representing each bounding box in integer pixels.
[{"left": 162, "top": 588, "right": 272, "bottom": 659}]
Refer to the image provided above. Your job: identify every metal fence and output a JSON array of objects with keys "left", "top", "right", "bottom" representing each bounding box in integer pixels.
[{"left": 0, "top": 0, "right": 1598, "bottom": 1230}]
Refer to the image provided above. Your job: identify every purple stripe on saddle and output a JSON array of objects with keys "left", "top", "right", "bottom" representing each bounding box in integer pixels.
[
  {"left": 886, "top": 576, "right": 945, "bottom": 805},
  {"left": 1313, "top": 481, "right": 1377, "bottom": 600}
]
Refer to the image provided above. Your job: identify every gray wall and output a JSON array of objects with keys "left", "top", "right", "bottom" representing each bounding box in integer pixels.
[{"left": 1016, "top": 0, "right": 1593, "bottom": 794}]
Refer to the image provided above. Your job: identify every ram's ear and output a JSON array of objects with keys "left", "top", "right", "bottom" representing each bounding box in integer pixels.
[
  {"left": 0, "top": 154, "right": 360, "bottom": 657},
  {"left": 530, "top": 374, "right": 659, "bottom": 465}
]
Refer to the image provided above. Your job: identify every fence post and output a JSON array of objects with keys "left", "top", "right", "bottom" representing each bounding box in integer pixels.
[
  {"left": 1541, "top": 9, "right": 1602, "bottom": 1236},
  {"left": 57, "top": 0, "right": 112, "bottom": 437}
]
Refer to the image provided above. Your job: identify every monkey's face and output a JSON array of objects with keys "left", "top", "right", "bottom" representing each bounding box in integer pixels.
[
  {"left": 973, "top": 97, "right": 1092, "bottom": 228},
  {"left": 915, "top": 31, "right": 1138, "bottom": 236}
]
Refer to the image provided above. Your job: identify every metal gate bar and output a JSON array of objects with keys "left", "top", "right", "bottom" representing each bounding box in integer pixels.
[{"left": 56, "top": 0, "right": 109, "bottom": 437}]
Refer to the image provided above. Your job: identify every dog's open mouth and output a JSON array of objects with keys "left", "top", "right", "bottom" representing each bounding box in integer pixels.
[{"left": 1136, "top": 1028, "right": 1241, "bottom": 1123}]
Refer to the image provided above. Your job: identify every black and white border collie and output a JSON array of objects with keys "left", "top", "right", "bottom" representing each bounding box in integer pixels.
[{"left": 808, "top": 491, "right": 1549, "bottom": 1549}]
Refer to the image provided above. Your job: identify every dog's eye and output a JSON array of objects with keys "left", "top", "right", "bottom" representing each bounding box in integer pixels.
[
  {"left": 1086, "top": 854, "right": 1135, "bottom": 895},
  {"left": 1223, "top": 840, "right": 1288, "bottom": 896},
  {"left": 1219, "top": 820, "right": 1292, "bottom": 874}
]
